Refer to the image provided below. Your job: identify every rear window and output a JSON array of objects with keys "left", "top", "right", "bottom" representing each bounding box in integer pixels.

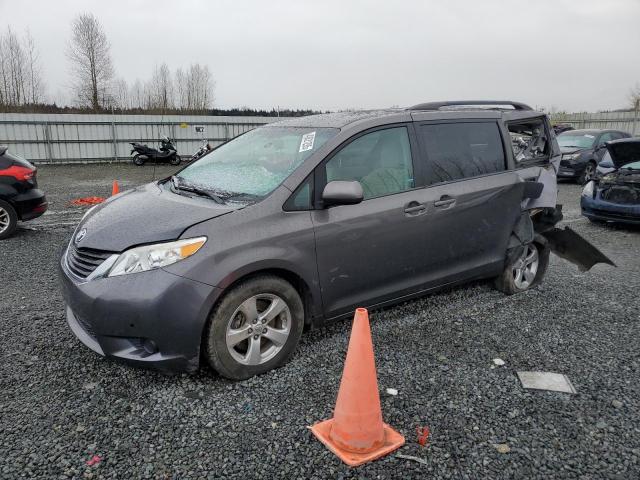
[
  {"left": 2, "top": 151, "right": 34, "bottom": 169},
  {"left": 417, "top": 122, "right": 505, "bottom": 185}
]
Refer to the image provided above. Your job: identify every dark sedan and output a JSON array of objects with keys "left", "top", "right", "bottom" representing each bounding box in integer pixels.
[
  {"left": 581, "top": 138, "right": 640, "bottom": 224},
  {"left": 0, "top": 146, "right": 48, "bottom": 239},
  {"left": 557, "top": 129, "right": 630, "bottom": 183}
]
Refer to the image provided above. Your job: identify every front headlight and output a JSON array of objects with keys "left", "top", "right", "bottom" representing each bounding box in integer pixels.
[
  {"left": 563, "top": 153, "right": 580, "bottom": 161},
  {"left": 582, "top": 180, "right": 595, "bottom": 197},
  {"left": 108, "top": 237, "right": 207, "bottom": 277}
]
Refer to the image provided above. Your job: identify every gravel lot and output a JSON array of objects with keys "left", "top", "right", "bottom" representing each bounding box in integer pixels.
[{"left": 1, "top": 165, "right": 639, "bottom": 479}]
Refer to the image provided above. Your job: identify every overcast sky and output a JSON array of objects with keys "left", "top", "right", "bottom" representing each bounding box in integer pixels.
[{"left": 2, "top": 0, "right": 639, "bottom": 112}]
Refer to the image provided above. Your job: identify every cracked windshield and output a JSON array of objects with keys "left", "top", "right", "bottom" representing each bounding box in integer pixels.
[{"left": 177, "top": 127, "right": 337, "bottom": 200}]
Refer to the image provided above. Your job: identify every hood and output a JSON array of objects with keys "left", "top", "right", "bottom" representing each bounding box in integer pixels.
[
  {"left": 606, "top": 142, "right": 640, "bottom": 169},
  {"left": 75, "top": 182, "right": 235, "bottom": 251},
  {"left": 560, "top": 146, "right": 585, "bottom": 155}
]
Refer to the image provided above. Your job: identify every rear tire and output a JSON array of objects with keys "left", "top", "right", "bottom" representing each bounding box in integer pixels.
[
  {"left": 204, "top": 275, "right": 304, "bottom": 380},
  {"left": 494, "top": 241, "right": 549, "bottom": 295},
  {"left": 0, "top": 200, "right": 18, "bottom": 240},
  {"left": 133, "top": 154, "right": 145, "bottom": 166}
]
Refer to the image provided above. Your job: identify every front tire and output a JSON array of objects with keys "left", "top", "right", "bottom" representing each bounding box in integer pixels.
[
  {"left": 494, "top": 241, "right": 549, "bottom": 295},
  {"left": 204, "top": 275, "right": 304, "bottom": 380},
  {"left": 170, "top": 154, "right": 181, "bottom": 166},
  {"left": 133, "top": 154, "right": 145, "bottom": 166},
  {"left": 579, "top": 161, "right": 596, "bottom": 184},
  {"left": 0, "top": 200, "right": 18, "bottom": 240}
]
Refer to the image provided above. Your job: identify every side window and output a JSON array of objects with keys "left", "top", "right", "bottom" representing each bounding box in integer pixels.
[
  {"left": 417, "top": 122, "right": 505, "bottom": 185},
  {"left": 508, "top": 119, "right": 550, "bottom": 166},
  {"left": 597, "top": 132, "right": 614, "bottom": 146},
  {"left": 283, "top": 176, "right": 312, "bottom": 211},
  {"left": 324, "top": 127, "right": 414, "bottom": 200}
]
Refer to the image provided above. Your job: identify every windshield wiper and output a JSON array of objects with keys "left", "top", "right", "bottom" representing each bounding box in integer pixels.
[{"left": 170, "top": 176, "right": 225, "bottom": 204}]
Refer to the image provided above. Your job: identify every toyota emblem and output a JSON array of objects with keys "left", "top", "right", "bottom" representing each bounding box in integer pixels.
[{"left": 75, "top": 228, "right": 87, "bottom": 244}]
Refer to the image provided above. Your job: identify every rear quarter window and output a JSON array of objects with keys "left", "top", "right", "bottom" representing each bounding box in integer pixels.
[
  {"left": 416, "top": 122, "right": 506, "bottom": 185},
  {"left": 508, "top": 119, "right": 550, "bottom": 167},
  {"left": 0, "top": 156, "right": 12, "bottom": 169}
]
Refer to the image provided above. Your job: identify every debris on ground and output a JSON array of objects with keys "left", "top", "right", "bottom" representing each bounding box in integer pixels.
[
  {"left": 517, "top": 371, "right": 577, "bottom": 394},
  {"left": 493, "top": 444, "right": 511, "bottom": 454},
  {"left": 492, "top": 358, "right": 506, "bottom": 366},
  {"left": 416, "top": 426, "right": 430, "bottom": 447},
  {"left": 396, "top": 454, "right": 429, "bottom": 465},
  {"left": 70, "top": 197, "right": 105, "bottom": 206},
  {"left": 385, "top": 387, "right": 398, "bottom": 396},
  {"left": 85, "top": 455, "right": 102, "bottom": 467}
]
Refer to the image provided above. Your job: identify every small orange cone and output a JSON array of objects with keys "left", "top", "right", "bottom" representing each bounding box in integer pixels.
[
  {"left": 310, "top": 308, "right": 405, "bottom": 466},
  {"left": 111, "top": 180, "right": 119, "bottom": 196}
]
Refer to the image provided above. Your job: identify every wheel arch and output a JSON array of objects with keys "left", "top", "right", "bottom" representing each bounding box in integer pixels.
[{"left": 211, "top": 265, "right": 322, "bottom": 328}]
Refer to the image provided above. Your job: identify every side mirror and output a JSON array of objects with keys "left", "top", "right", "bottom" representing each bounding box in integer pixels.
[{"left": 321, "top": 180, "right": 364, "bottom": 207}]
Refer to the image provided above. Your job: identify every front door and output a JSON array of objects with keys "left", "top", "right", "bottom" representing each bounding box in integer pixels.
[{"left": 311, "top": 125, "right": 427, "bottom": 318}]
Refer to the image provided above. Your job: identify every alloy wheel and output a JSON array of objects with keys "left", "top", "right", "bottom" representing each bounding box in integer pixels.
[
  {"left": 225, "top": 294, "right": 291, "bottom": 365},
  {"left": 584, "top": 163, "right": 595, "bottom": 182},
  {"left": 512, "top": 244, "right": 539, "bottom": 289},
  {"left": 0, "top": 206, "right": 9, "bottom": 234}
]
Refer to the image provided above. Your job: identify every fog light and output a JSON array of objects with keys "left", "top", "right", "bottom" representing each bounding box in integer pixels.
[{"left": 143, "top": 339, "right": 158, "bottom": 355}]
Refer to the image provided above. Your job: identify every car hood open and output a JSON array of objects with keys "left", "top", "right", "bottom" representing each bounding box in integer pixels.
[
  {"left": 606, "top": 141, "right": 640, "bottom": 169},
  {"left": 74, "top": 182, "right": 236, "bottom": 252}
]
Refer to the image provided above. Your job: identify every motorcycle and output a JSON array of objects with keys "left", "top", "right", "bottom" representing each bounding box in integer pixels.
[
  {"left": 190, "top": 139, "right": 212, "bottom": 162},
  {"left": 130, "top": 136, "right": 181, "bottom": 166}
]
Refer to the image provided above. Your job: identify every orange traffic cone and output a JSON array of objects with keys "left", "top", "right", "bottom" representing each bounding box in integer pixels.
[
  {"left": 310, "top": 308, "right": 405, "bottom": 466},
  {"left": 111, "top": 180, "right": 119, "bottom": 196}
]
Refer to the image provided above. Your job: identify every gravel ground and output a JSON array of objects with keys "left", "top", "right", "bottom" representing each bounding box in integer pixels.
[{"left": 1, "top": 166, "right": 639, "bottom": 479}]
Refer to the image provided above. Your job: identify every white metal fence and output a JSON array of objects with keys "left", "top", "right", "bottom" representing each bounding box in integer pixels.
[
  {"left": 550, "top": 111, "right": 639, "bottom": 135},
  {"left": 0, "top": 113, "right": 290, "bottom": 164}
]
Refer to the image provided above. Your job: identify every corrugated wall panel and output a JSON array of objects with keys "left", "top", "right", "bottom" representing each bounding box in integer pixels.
[{"left": 0, "top": 113, "right": 289, "bottom": 163}]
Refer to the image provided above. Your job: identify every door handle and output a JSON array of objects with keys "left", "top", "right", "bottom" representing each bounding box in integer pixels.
[
  {"left": 434, "top": 196, "right": 456, "bottom": 208},
  {"left": 404, "top": 201, "right": 426, "bottom": 215}
]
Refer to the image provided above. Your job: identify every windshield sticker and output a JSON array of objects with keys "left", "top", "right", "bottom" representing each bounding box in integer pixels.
[
  {"left": 584, "top": 134, "right": 595, "bottom": 138},
  {"left": 299, "top": 132, "right": 316, "bottom": 152}
]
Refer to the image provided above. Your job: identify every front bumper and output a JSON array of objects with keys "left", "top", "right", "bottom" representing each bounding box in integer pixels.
[
  {"left": 59, "top": 253, "right": 222, "bottom": 373},
  {"left": 558, "top": 163, "right": 583, "bottom": 179},
  {"left": 581, "top": 194, "right": 640, "bottom": 224}
]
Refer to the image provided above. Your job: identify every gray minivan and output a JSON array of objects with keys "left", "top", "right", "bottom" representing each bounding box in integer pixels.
[{"left": 59, "top": 101, "right": 612, "bottom": 379}]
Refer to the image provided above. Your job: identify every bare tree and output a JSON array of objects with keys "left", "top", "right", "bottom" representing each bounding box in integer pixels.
[
  {"left": 0, "top": 28, "right": 46, "bottom": 107},
  {"left": 24, "top": 30, "right": 45, "bottom": 104},
  {"left": 148, "top": 63, "right": 174, "bottom": 110},
  {"left": 111, "top": 77, "right": 129, "bottom": 109},
  {"left": 67, "top": 13, "right": 114, "bottom": 110},
  {"left": 629, "top": 83, "right": 640, "bottom": 111},
  {"left": 3, "top": 28, "right": 26, "bottom": 106},
  {"left": 174, "top": 63, "right": 215, "bottom": 111},
  {"left": 129, "top": 79, "right": 145, "bottom": 109}
]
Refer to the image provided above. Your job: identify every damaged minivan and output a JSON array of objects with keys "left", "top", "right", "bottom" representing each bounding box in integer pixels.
[
  {"left": 59, "top": 101, "right": 613, "bottom": 379},
  {"left": 581, "top": 138, "right": 640, "bottom": 224}
]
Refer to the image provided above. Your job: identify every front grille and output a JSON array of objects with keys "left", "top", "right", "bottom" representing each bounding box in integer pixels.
[
  {"left": 601, "top": 186, "right": 640, "bottom": 205},
  {"left": 66, "top": 244, "right": 114, "bottom": 279}
]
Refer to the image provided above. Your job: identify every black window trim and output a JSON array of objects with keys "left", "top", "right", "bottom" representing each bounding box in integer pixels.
[
  {"left": 414, "top": 118, "right": 510, "bottom": 189},
  {"left": 311, "top": 122, "right": 423, "bottom": 209},
  {"left": 282, "top": 172, "right": 315, "bottom": 212}
]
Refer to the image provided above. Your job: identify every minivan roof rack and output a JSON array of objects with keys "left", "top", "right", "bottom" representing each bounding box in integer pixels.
[{"left": 408, "top": 100, "right": 533, "bottom": 111}]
